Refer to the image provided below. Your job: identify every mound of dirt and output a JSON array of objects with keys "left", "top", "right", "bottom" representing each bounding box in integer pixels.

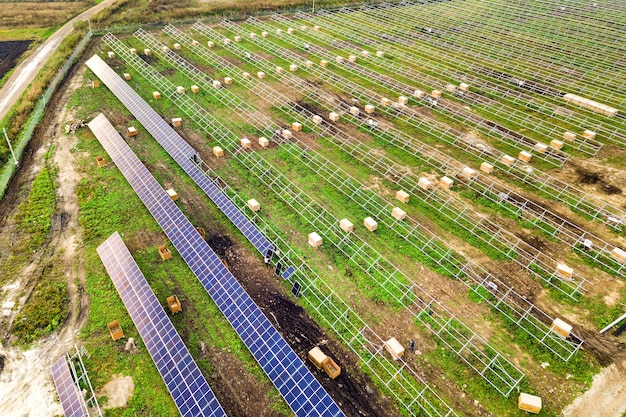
[
  {"left": 574, "top": 326, "right": 625, "bottom": 366},
  {"left": 574, "top": 165, "right": 622, "bottom": 196}
]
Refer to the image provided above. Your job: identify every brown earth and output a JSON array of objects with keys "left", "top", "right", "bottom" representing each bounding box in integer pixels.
[{"left": 0, "top": 40, "right": 32, "bottom": 80}]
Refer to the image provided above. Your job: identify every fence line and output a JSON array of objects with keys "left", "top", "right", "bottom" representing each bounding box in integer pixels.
[{"left": 0, "top": 30, "right": 93, "bottom": 199}]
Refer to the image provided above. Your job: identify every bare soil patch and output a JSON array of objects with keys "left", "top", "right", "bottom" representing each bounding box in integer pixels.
[
  {"left": 206, "top": 232, "right": 400, "bottom": 417},
  {"left": 0, "top": 56, "right": 90, "bottom": 417},
  {"left": 97, "top": 374, "right": 135, "bottom": 409},
  {"left": 563, "top": 360, "right": 626, "bottom": 417},
  {"left": 0, "top": 40, "right": 32, "bottom": 79}
]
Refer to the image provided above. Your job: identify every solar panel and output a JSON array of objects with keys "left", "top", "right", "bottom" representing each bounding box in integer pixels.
[
  {"left": 274, "top": 261, "right": 283, "bottom": 277},
  {"left": 292, "top": 282, "right": 303, "bottom": 298},
  {"left": 282, "top": 266, "right": 296, "bottom": 280},
  {"left": 85, "top": 54, "right": 273, "bottom": 258},
  {"left": 97, "top": 232, "right": 227, "bottom": 417},
  {"left": 50, "top": 355, "right": 90, "bottom": 417},
  {"left": 88, "top": 113, "right": 345, "bottom": 417}
]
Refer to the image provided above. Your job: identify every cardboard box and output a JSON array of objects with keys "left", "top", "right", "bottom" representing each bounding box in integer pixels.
[
  {"left": 247, "top": 199, "right": 260, "bottom": 211},
  {"left": 462, "top": 166, "right": 478, "bottom": 179},
  {"left": 396, "top": 190, "right": 410, "bottom": 203},
  {"left": 556, "top": 263, "right": 573, "bottom": 279},
  {"left": 439, "top": 176, "right": 454, "bottom": 189},
  {"left": 364, "top": 217, "right": 378, "bottom": 232},
  {"left": 308, "top": 232, "right": 322, "bottom": 247},
  {"left": 391, "top": 207, "right": 406, "bottom": 221},
  {"left": 384, "top": 337, "right": 405, "bottom": 360},
  {"left": 240, "top": 138, "right": 252, "bottom": 148},
  {"left": 550, "top": 318, "right": 573, "bottom": 338},
  {"left": 519, "top": 151, "right": 532, "bottom": 163},
  {"left": 551, "top": 139, "right": 564, "bottom": 150},
  {"left": 339, "top": 218, "right": 353, "bottom": 232},
  {"left": 518, "top": 393, "right": 542, "bottom": 414},
  {"left": 480, "top": 162, "right": 494, "bottom": 174},
  {"left": 612, "top": 247, "right": 626, "bottom": 263},
  {"left": 501, "top": 154, "right": 515, "bottom": 166},
  {"left": 583, "top": 130, "right": 596, "bottom": 140},
  {"left": 166, "top": 188, "right": 178, "bottom": 201}
]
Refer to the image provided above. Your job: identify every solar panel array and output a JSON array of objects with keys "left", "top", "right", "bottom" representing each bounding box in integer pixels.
[
  {"left": 97, "top": 231, "right": 227, "bottom": 417},
  {"left": 85, "top": 54, "right": 273, "bottom": 259},
  {"left": 50, "top": 355, "right": 90, "bottom": 417},
  {"left": 87, "top": 112, "right": 345, "bottom": 417}
]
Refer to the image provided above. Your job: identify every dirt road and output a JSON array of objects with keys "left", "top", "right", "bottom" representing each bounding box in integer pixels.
[{"left": 0, "top": 0, "right": 117, "bottom": 123}]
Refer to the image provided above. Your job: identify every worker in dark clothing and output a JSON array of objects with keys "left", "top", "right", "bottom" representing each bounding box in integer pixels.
[{"left": 409, "top": 340, "right": 415, "bottom": 352}]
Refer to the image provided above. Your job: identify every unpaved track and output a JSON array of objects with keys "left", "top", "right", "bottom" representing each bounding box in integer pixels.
[
  {"left": 0, "top": 67, "right": 88, "bottom": 417},
  {"left": 563, "top": 360, "right": 626, "bottom": 417},
  {"left": 0, "top": 0, "right": 117, "bottom": 122}
]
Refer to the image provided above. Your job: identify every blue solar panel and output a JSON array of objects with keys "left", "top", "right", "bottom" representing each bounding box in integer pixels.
[
  {"left": 88, "top": 112, "right": 345, "bottom": 417},
  {"left": 85, "top": 54, "right": 273, "bottom": 258},
  {"left": 282, "top": 266, "right": 296, "bottom": 280},
  {"left": 97, "top": 232, "right": 227, "bottom": 417},
  {"left": 50, "top": 355, "right": 89, "bottom": 417}
]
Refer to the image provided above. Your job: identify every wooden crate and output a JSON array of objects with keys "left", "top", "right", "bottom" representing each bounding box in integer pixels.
[
  {"left": 158, "top": 244, "right": 172, "bottom": 260},
  {"left": 107, "top": 320, "right": 124, "bottom": 341},
  {"left": 167, "top": 295, "right": 182, "bottom": 314}
]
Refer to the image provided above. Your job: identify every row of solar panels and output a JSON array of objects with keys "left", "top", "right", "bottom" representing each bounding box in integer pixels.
[
  {"left": 87, "top": 111, "right": 344, "bottom": 416},
  {"left": 51, "top": 53, "right": 342, "bottom": 417},
  {"left": 97, "top": 231, "right": 227, "bottom": 417},
  {"left": 50, "top": 355, "right": 91, "bottom": 417},
  {"left": 86, "top": 54, "right": 274, "bottom": 259}
]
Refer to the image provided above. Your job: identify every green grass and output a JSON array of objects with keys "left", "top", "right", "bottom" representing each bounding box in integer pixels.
[
  {"left": 12, "top": 267, "right": 69, "bottom": 345},
  {"left": 13, "top": 146, "right": 58, "bottom": 251}
]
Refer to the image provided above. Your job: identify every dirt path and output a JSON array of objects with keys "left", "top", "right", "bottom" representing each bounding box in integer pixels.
[
  {"left": 563, "top": 360, "right": 626, "bottom": 417},
  {"left": 0, "top": 67, "right": 88, "bottom": 417},
  {"left": 0, "top": 0, "right": 117, "bottom": 122}
]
